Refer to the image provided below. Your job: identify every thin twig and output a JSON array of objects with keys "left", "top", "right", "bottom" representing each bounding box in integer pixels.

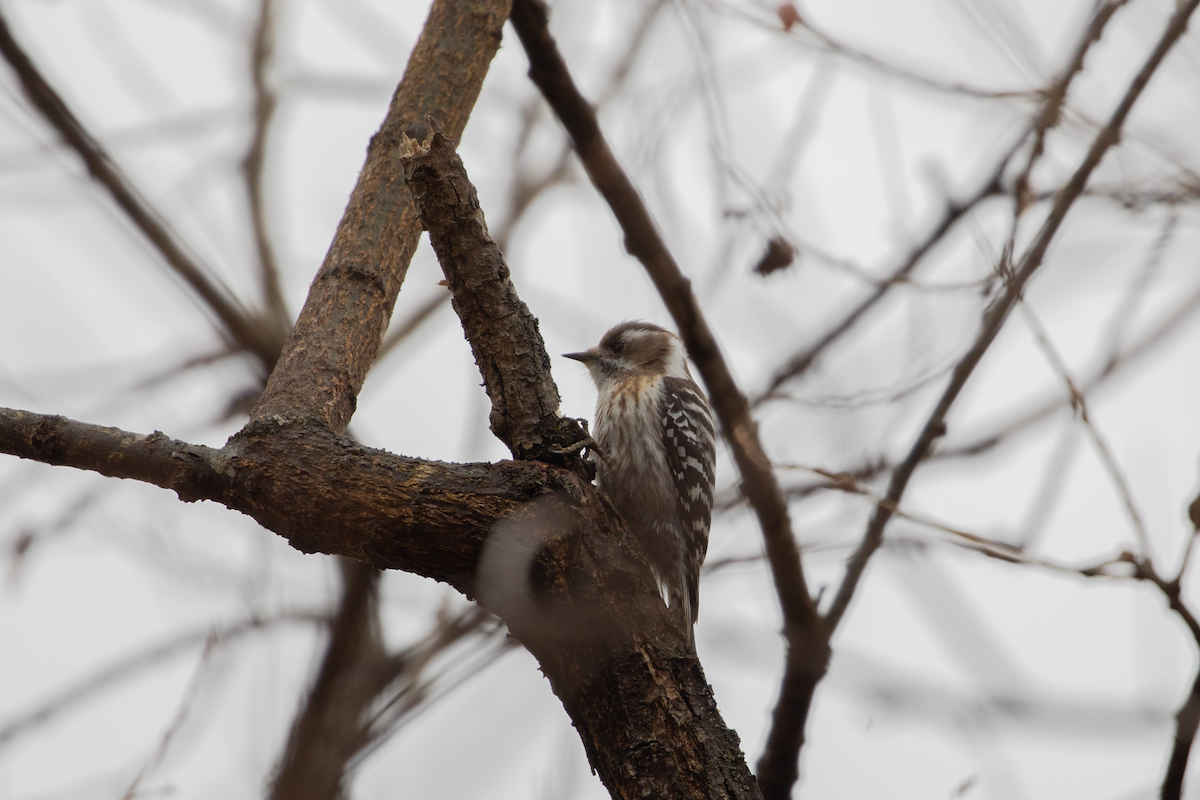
[
  {"left": 701, "top": 0, "right": 1032, "bottom": 100},
  {"left": 1019, "top": 301, "right": 1151, "bottom": 559},
  {"left": 242, "top": 0, "right": 290, "bottom": 336},
  {"left": 754, "top": 157, "right": 1009, "bottom": 404},
  {"left": 0, "top": 612, "right": 326, "bottom": 748},
  {"left": 823, "top": 0, "right": 1200, "bottom": 634},
  {"left": 0, "top": 9, "right": 281, "bottom": 372},
  {"left": 120, "top": 634, "right": 217, "bottom": 800}
]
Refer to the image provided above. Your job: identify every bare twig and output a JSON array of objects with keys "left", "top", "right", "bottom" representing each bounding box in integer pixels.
[
  {"left": 755, "top": 158, "right": 1008, "bottom": 404},
  {"left": 120, "top": 634, "right": 216, "bottom": 800},
  {"left": 0, "top": 9, "right": 282, "bottom": 372},
  {"left": 0, "top": 612, "right": 325, "bottom": 748},
  {"left": 242, "top": 0, "right": 290, "bottom": 337},
  {"left": 1019, "top": 301, "right": 1151, "bottom": 558},
  {"left": 823, "top": 0, "right": 1200, "bottom": 637},
  {"left": 701, "top": 0, "right": 1032, "bottom": 100},
  {"left": 757, "top": 0, "right": 1131, "bottom": 406}
]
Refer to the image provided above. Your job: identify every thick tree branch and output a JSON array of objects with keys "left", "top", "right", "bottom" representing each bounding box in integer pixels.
[
  {"left": 822, "top": 0, "right": 1200, "bottom": 633},
  {"left": 0, "top": 402, "right": 758, "bottom": 800},
  {"left": 394, "top": 117, "right": 759, "bottom": 799},
  {"left": 508, "top": 4, "right": 823, "bottom": 796},
  {"left": 399, "top": 121, "right": 591, "bottom": 469},
  {"left": 251, "top": 0, "right": 513, "bottom": 432}
]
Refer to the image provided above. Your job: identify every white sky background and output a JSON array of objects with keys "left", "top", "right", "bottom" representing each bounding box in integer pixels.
[{"left": 0, "top": 0, "right": 1199, "bottom": 798}]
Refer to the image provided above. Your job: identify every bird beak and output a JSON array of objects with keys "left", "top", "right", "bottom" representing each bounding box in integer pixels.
[{"left": 563, "top": 349, "right": 596, "bottom": 363}]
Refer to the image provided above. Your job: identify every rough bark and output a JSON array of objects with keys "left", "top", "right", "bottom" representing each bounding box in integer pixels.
[
  {"left": 0, "top": 402, "right": 760, "bottom": 799},
  {"left": 251, "top": 0, "right": 514, "bottom": 433},
  {"left": 508, "top": 2, "right": 822, "bottom": 795},
  {"left": 0, "top": 0, "right": 768, "bottom": 795},
  {"left": 399, "top": 119, "right": 592, "bottom": 469}
]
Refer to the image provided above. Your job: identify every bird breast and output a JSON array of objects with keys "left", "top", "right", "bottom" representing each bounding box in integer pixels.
[{"left": 592, "top": 375, "right": 678, "bottom": 531}]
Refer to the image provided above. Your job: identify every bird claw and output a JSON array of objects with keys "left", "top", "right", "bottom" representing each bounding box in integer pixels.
[{"left": 551, "top": 436, "right": 604, "bottom": 459}]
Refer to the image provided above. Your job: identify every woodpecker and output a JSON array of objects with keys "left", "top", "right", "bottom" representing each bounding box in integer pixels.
[{"left": 565, "top": 321, "right": 716, "bottom": 646}]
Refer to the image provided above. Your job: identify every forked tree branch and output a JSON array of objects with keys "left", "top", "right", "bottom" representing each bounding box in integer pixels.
[
  {"left": 397, "top": 117, "right": 759, "bottom": 800},
  {"left": 507, "top": 4, "right": 825, "bottom": 797},
  {"left": 0, "top": 1, "right": 765, "bottom": 792},
  {"left": 251, "top": 0, "right": 513, "bottom": 434}
]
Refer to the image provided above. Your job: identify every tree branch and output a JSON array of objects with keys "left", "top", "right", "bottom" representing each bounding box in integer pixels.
[
  {"left": 0, "top": 402, "right": 760, "bottom": 799},
  {"left": 508, "top": 3, "right": 823, "bottom": 796},
  {"left": 242, "top": 0, "right": 290, "bottom": 338},
  {"left": 399, "top": 120, "right": 592, "bottom": 469},
  {"left": 269, "top": 559, "right": 389, "bottom": 800},
  {"left": 394, "top": 114, "right": 760, "bottom": 799},
  {"left": 0, "top": 8, "right": 282, "bottom": 371},
  {"left": 250, "top": 0, "right": 513, "bottom": 433},
  {"left": 822, "top": 0, "right": 1200, "bottom": 634}
]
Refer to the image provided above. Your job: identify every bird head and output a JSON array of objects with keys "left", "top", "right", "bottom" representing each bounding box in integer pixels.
[{"left": 564, "top": 321, "right": 690, "bottom": 384}]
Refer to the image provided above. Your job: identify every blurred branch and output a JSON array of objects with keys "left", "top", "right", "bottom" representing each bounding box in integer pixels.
[
  {"left": 942, "top": 271, "right": 1200, "bottom": 462},
  {"left": 1010, "top": 0, "right": 1131, "bottom": 214},
  {"left": 0, "top": 611, "right": 326, "bottom": 748},
  {"left": 375, "top": 290, "right": 450, "bottom": 362},
  {"left": 707, "top": 0, "right": 1031, "bottom": 100},
  {"left": 120, "top": 634, "right": 216, "bottom": 800},
  {"left": 0, "top": 9, "right": 283, "bottom": 373},
  {"left": 822, "top": 0, "right": 1200, "bottom": 635},
  {"left": 757, "top": 268, "right": 1200, "bottom": 514},
  {"left": 242, "top": 0, "right": 290, "bottom": 338},
  {"left": 508, "top": 3, "right": 824, "bottom": 797},
  {"left": 1019, "top": 301, "right": 1150, "bottom": 557},
  {"left": 756, "top": 0, "right": 1131, "bottom": 405},
  {"left": 820, "top": 0, "right": 1195, "bottom": 633},
  {"left": 754, "top": 158, "right": 1008, "bottom": 404},
  {"left": 357, "top": 605, "right": 510, "bottom": 758},
  {"left": 270, "top": 559, "right": 388, "bottom": 800}
]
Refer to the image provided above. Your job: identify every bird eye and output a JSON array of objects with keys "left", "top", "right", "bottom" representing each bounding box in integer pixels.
[{"left": 612, "top": 340, "right": 626, "bottom": 354}]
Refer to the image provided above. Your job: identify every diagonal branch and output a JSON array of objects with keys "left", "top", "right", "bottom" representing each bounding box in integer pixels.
[
  {"left": 822, "top": 0, "right": 1200, "bottom": 634},
  {"left": 0, "top": 8, "right": 282, "bottom": 372},
  {"left": 250, "top": 0, "right": 514, "bottom": 433},
  {"left": 396, "top": 116, "right": 759, "bottom": 800},
  {"left": 399, "top": 120, "right": 591, "bottom": 469},
  {"left": 269, "top": 559, "right": 388, "bottom": 800},
  {"left": 755, "top": 163, "right": 1007, "bottom": 404}
]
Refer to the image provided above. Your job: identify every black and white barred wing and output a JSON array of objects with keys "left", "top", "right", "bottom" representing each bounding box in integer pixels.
[{"left": 659, "top": 376, "right": 717, "bottom": 621}]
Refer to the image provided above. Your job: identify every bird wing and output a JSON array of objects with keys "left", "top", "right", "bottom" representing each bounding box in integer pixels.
[{"left": 659, "top": 376, "right": 717, "bottom": 621}]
